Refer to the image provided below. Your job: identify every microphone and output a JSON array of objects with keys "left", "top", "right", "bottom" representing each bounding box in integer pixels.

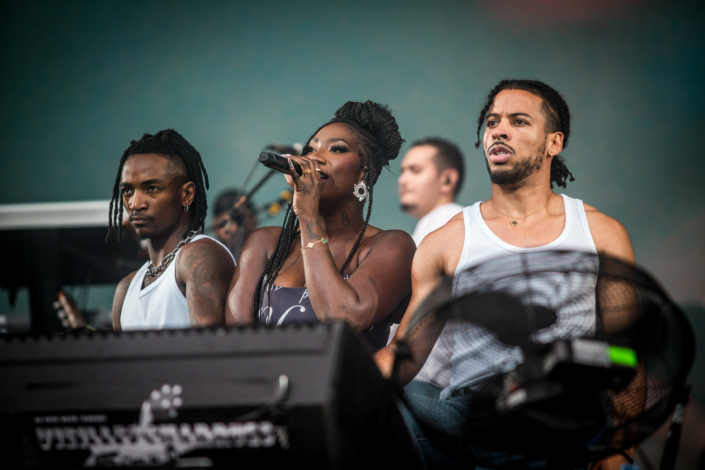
[
  {"left": 263, "top": 143, "right": 303, "bottom": 156},
  {"left": 259, "top": 152, "right": 303, "bottom": 177}
]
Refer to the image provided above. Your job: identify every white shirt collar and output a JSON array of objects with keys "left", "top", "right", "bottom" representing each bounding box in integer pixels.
[{"left": 411, "top": 202, "right": 464, "bottom": 246}]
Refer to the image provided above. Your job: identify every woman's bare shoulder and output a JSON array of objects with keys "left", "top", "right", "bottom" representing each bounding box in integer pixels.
[
  {"left": 238, "top": 226, "right": 286, "bottom": 261},
  {"left": 247, "top": 226, "right": 284, "bottom": 245},
  {"left": 363, "top": 227, "right": 416, "bottom": 254}
]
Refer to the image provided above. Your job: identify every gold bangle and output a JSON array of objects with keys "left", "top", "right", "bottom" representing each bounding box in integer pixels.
[{"left": 301, "top": 237, "right": 327, "bottom": 253}]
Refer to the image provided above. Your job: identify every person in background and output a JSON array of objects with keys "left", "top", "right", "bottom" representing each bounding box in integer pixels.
[
  {"left": 212, "top": 189, "right": 258, "bottom": 260},
  {"left": 398, "top": 137, "right": 465, "bottom": 246}
]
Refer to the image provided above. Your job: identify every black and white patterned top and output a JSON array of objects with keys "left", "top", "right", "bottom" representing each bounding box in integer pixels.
[{"left": 258, "top": 272, "right": 393, "bottom": 352}]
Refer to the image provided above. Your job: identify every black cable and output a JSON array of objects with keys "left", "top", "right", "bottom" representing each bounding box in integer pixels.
[{"left": 240, "top": 156, "right": 261, "bottom": 194}]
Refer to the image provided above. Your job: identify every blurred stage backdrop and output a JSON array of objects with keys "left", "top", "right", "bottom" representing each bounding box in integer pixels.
[{"left": 1, "top": 0, "right": 704, "bottom": 466}]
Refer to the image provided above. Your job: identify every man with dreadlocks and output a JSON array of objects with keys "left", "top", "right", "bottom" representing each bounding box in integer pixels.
[
  {"left": 226, "top": 101, "right": 416, "bottom": 352},
  {"left": 376, "top": 80, "right": 637, "bottom": 469},
  {"left": 108, "top": 129, "right": 235, "bottom": 330}
]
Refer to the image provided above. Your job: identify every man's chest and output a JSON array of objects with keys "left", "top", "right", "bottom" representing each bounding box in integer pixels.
[
  {"left": 140, "top": 264, "right": 186, "bottom": 295},
  {"left": 485, "top": 215, "right": 566, "bottom": 248}
]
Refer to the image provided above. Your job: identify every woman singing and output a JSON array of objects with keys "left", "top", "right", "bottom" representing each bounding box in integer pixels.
[{"left": 225, "top": 101, "right": 415, "bottom": 351}]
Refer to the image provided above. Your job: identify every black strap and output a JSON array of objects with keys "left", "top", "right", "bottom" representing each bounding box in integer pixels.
[{"left": 606, "top": 447, "right": 634, "bottom": 464}]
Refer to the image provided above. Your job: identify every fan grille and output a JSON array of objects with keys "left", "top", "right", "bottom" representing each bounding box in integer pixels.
[{"left": 395, "top": 251, "right": 695, "bottom": 461}]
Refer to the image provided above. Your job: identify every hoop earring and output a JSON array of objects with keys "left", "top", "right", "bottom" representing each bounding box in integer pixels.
[
  {"left": 353, "top": 180, "right": 369, "bottom": 202},
  {"left": 183, "top": 205, "right": 189, "bottom": 212}
]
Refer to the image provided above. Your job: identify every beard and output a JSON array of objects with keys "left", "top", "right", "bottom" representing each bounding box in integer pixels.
[
  {"left": 400, "top": 203, "right": 416, "bottom": 214},
  {"left": 485, "top": 142, "right": 546, "bottom": 186}
]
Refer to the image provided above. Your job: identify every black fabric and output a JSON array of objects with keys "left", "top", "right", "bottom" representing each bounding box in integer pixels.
[{"left": 258, "top": 272, "right": 393, "bottom": 352}]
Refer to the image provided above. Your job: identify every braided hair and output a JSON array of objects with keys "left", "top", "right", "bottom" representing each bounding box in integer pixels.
[
  {"left": 106, "top": 129, "right": 210, "bottom": 242},
  {"left": 474, "top": 79, "right": 575, "bottom": 188},
  {"left": 253, "top": 101, "right": 404, "bottom": 323}
]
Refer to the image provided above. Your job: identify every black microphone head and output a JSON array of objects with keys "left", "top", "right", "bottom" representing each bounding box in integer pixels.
[
  {"left": 264, "top": 144, "right": 301, "bottom": 156},
  {"left": 258, "top": 151, "right": 302, "bottom": 177},
  {"left": 259, "top": 152, "right": 275, "bottom": 163}
]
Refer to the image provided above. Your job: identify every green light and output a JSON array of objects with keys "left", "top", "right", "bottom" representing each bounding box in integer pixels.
[{"left": 608, "top": 346, "right": 637, "bottom": 368}]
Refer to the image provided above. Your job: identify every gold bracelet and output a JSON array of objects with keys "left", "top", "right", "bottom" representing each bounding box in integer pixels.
[{"left": 301, "top": 237, "right": 327, "bottom": 253}]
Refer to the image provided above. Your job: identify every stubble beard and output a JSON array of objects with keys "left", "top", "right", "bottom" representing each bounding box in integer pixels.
[
  {"left": 485, "top": 142, "right": 546, "bottom": 186},
  {"left": 400, "top": 203, "right": 416, "bottom": 214},
  {"left": 134, "top": 226, "right": 154, "bottom": 241}
]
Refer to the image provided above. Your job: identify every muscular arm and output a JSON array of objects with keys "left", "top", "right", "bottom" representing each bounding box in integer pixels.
[
  {"left": 586, "top": 204, "right": 639, "bottom": 335},
  {"left": 177, "top": 240, "right": 235, "bottom": 327},
  {"left": 585, "top": 204, "right": 641, "bottom": 469},
  {"left": 225, "top": 227, "right": 280, "bottom": 325},
  {"left": 301, "top": 215, "right": 416, "bottom": 331},
  {"left": 585, "top": 204, "right": 635, "bottom": 264},
  {"left": 374, "top": 217, "right": 464, "bottom": 380},
  {"left": 111, "top": 271, "right": 137, "bottom": 331}
]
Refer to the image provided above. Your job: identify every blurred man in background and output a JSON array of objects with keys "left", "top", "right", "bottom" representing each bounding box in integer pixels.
[
  {"left": 211, "top": 189, "right": 258, "bottom": 260},
  {"left": 398, "top": 138, "right": 465, "bottom": 246}
]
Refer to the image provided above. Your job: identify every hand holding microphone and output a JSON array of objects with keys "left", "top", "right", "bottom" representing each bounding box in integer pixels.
[{"left": 259, "top": 149, "right": 324, "bottom": 220}]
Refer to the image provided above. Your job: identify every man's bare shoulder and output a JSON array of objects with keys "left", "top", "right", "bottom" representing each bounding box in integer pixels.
[
  {"left": 583, "top": 202, "right": 634, "bottom": 262},
  {"left": 180, "top": 236, "right": 234, "bottom": 265},
  {"left": 112, "top": 270, "right": 138, "bottom": 330},
  {"left": 117, "top": 271, "right": 138, "bottom": 293},
  {"left": 583, "top": 202, "right": 629, "bottom": 238}
]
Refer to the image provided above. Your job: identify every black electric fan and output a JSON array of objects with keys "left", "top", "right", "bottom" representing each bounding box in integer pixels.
[{"left": 391, "top": 251, "right": 695, "bottom": 469}]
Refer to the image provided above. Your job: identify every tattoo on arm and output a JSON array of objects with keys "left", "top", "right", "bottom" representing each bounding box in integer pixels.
[
  {"left": 305, "top": 219, "right": 323, "bottom": 239},
  {"left": 181, "top": 242, "right": 235, "bottom": 327},
  {"left": 303, "top": 219, "right": 334, "bottom": 262}
]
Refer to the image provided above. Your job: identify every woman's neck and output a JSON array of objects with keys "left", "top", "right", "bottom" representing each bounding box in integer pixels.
[{"left": 308, "top": 200, "right": 365, "bottom": 242}]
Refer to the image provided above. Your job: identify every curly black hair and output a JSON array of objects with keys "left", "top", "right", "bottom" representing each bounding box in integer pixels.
[
  {"left": 252, "top": 101, "right": 404, "bottom": 323},
  {"left": 106, "top": 129, "right": 209, "bottom": 242},
  {"left": 474, "top": 79, "right": 575, "bottom": 189}
]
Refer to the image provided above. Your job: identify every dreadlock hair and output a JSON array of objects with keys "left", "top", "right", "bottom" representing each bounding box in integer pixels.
[
  {"left": 252, "top": 101, "right": 404, "bottom": 324},
  {"left": 106, "top": 129, "right": 210, "bottom": 242},
  {"left": 474, "top": 79, "right": 575, "bottom": 189}
]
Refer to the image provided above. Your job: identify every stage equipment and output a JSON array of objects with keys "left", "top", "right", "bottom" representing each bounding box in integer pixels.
[
  {"left": 0, "top": 321, "right": 421, "bottom": 469},
  {"left": 260, "top": 189, "right": 294, "bottom": 217},
  {"left": 392, "top": 251, "right": 695, "bottom": 469},
  {"left": 0, "top": 201, "right": 142, "bottom": 333}
]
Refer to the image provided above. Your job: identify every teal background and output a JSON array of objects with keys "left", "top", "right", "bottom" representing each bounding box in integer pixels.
[
  {"left": 0, "top": 1, "right": 704, "bottom": 465},
  {"left": 1, "top": 0, "right": 703, "bottom": 305}
]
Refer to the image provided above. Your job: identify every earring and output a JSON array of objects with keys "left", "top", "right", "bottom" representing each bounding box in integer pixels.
[
  {"left": 183, "top": 205, "right": 189, "bottom": 212},
  {"left": 353, "top": 181, "right": 369, "bottom": 202}
]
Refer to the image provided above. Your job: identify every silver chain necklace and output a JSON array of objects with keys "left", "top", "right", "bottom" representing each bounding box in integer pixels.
[{"left": 146, "top": 230, "right": 200, "bottom": 277}]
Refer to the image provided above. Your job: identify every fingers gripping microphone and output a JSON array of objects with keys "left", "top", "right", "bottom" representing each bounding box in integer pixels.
[{"left": 259, "top": 152, "right": 303, "bottom": 177}]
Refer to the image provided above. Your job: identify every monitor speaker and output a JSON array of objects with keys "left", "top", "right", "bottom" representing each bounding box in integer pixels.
[{"left": 0, "top": 321, "right": 421, "bottom": 468}]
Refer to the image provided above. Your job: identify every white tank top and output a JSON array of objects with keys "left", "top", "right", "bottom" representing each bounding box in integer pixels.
[
  {"left": 120, "top": 235, "right": 235, "bottom": 330},
  {"left": 415, "top": 194, "right": 598, "bottom": 398}
]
